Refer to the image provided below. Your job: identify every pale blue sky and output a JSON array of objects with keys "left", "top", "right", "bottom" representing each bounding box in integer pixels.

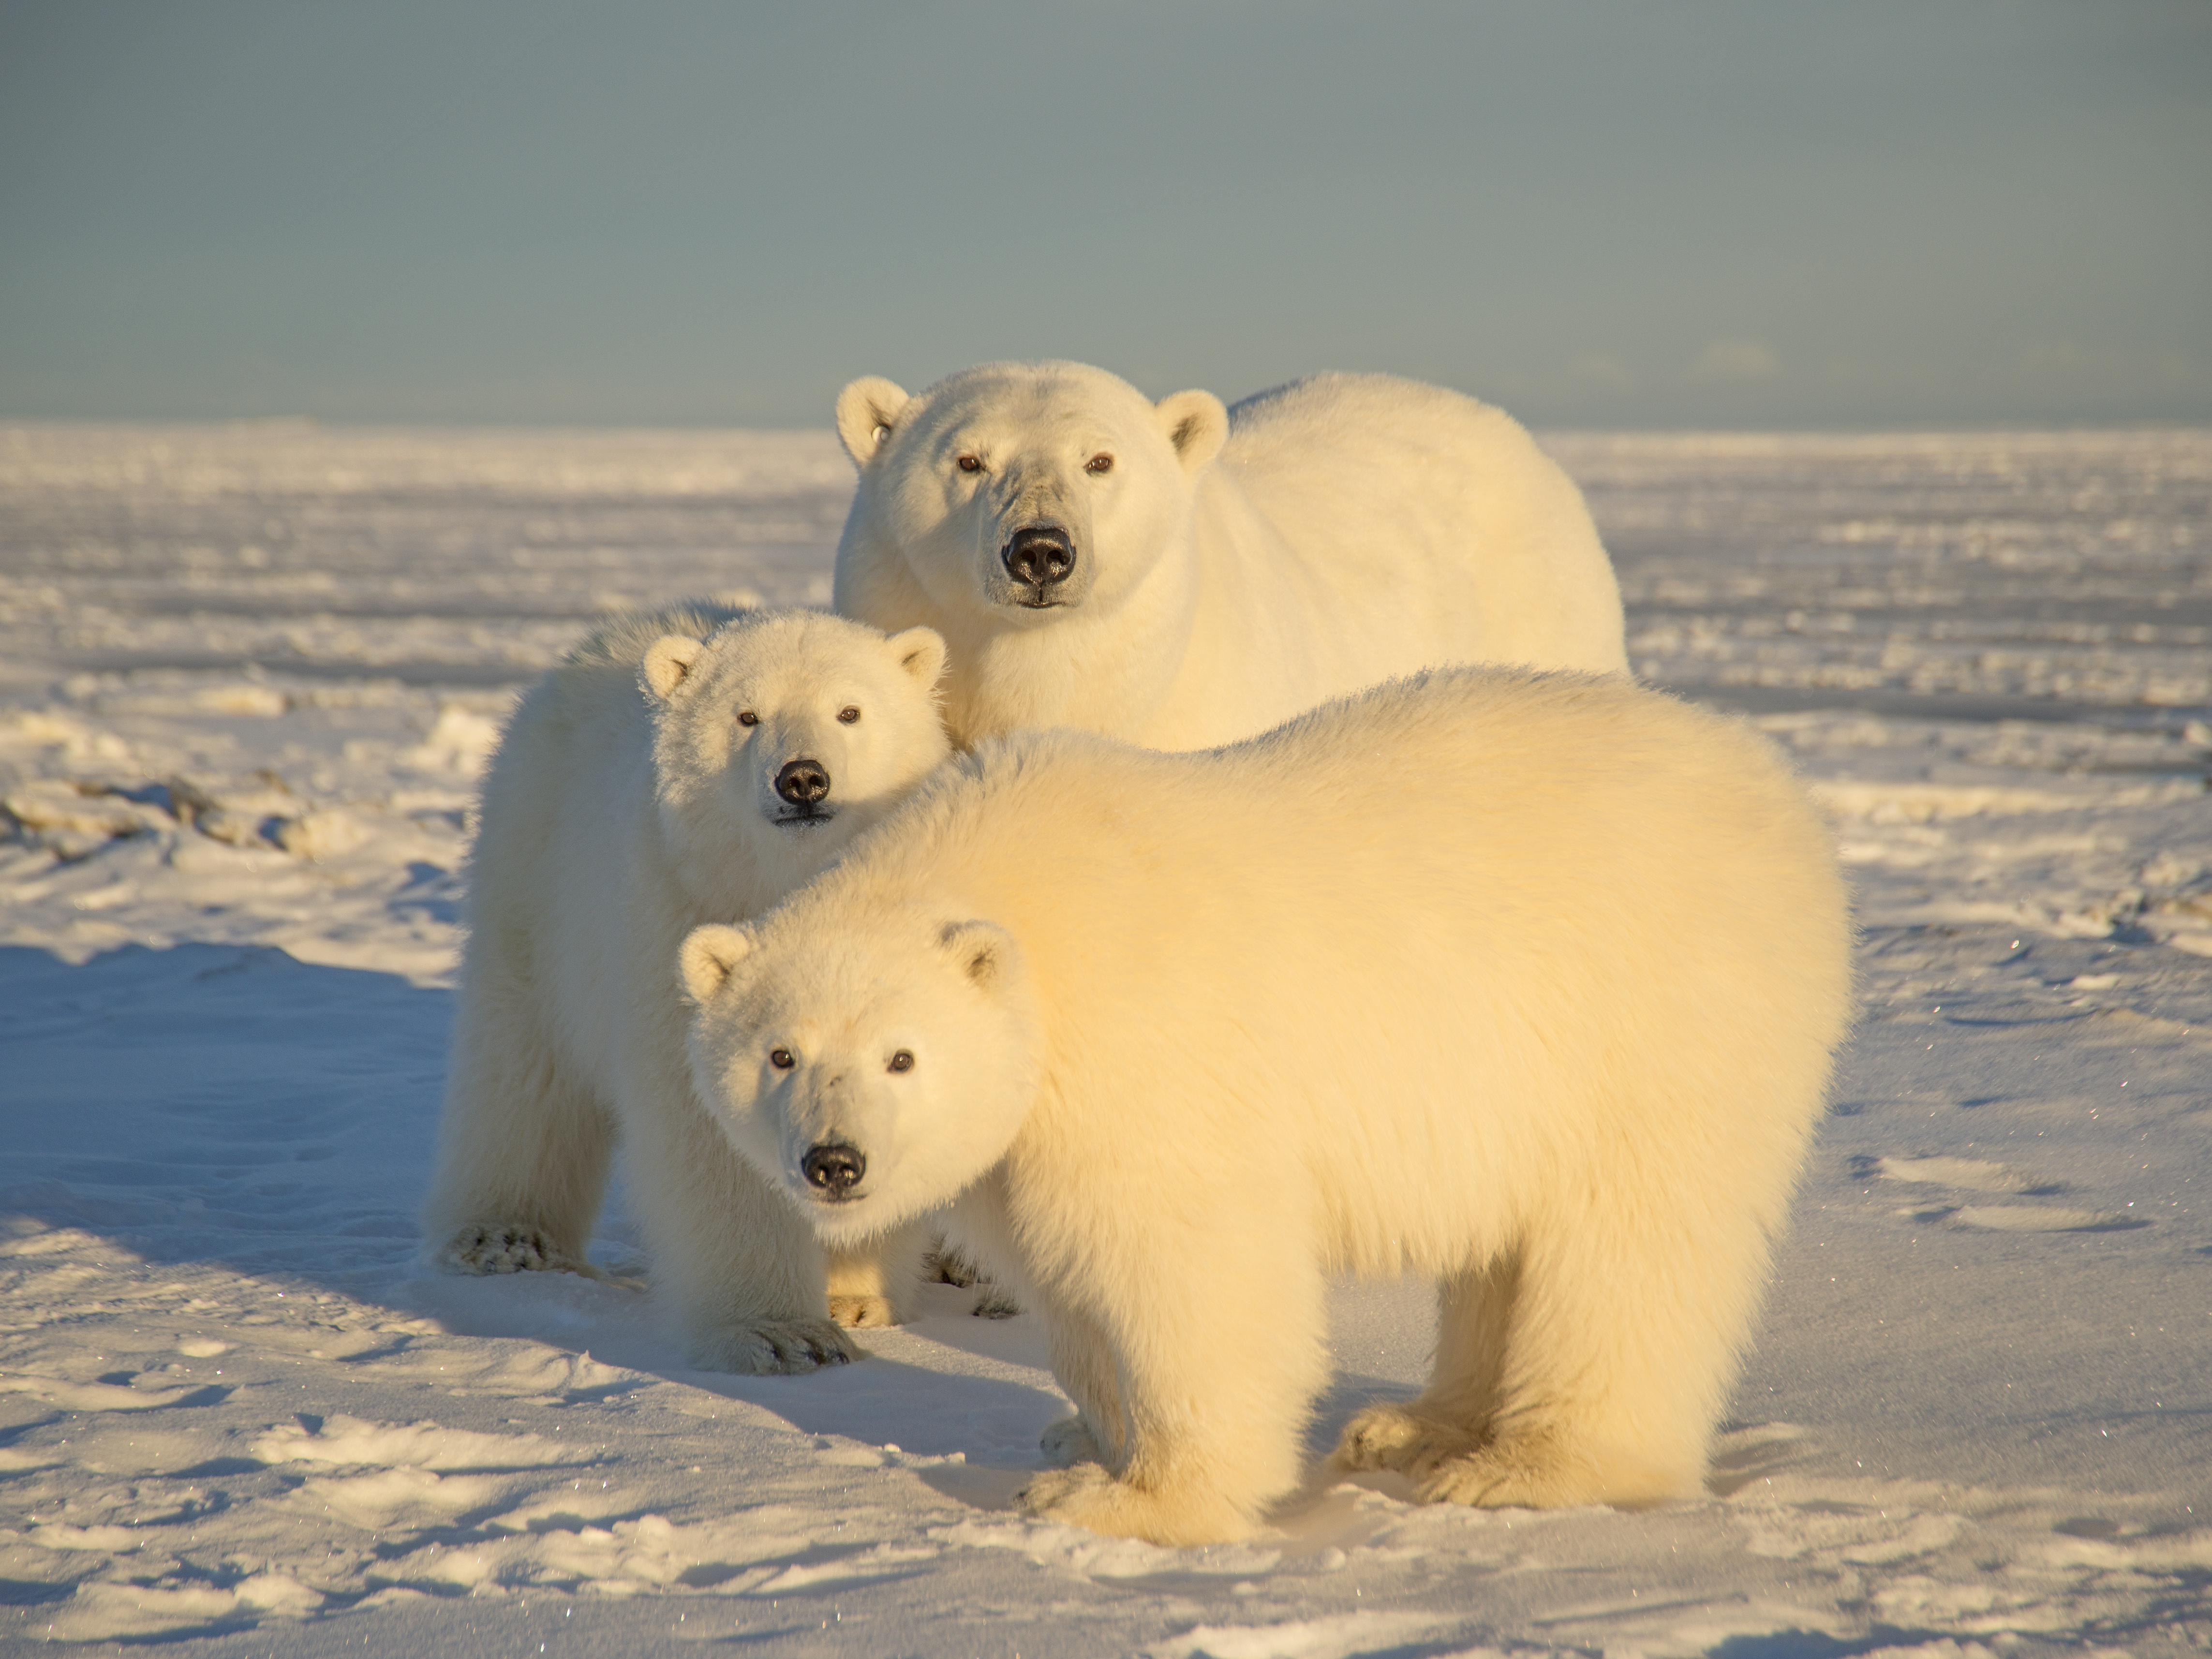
[{"left": 3, "top": 1, "right": 2207, "bottom": 427}]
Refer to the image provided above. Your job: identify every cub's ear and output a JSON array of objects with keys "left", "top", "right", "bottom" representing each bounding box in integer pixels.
[
  {"left": 680, "top": 923, "right": 755, "bottom": 1003},
  {"left": 641, "top": 635, "right": 706, "bottom": 703},
  {"left": 1155, "top": 388, "right": 1228, "bottom": 475},
  {"left": 887, "top": 625, "right": 948, "bottom": 691},
  {"left": 939, "top": 919, "right": 1020, "bottom": 992},
  {"left": 835, "top": 376, "right": 911, "bottom": 468}
]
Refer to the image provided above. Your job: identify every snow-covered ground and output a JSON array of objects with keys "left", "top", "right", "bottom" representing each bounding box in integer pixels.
[{"left": 2, "top": 421, "right": 2207, "bottom": 1658}]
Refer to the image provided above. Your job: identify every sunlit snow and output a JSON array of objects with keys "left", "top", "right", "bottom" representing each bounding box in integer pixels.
[{"left": 2, "top": 422, "right": 2207, "bottom": 1654}]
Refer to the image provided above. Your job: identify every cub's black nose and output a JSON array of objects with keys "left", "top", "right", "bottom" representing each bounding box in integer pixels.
[
  {"left": 801, "top": 1141, "right": 865, "bottom": 1196},
  {"left": 776, "top": 758, "right": 831, "bottom": 806},
  {"left": 1002, "top": 525, "right": 1075, "bottom": 591}
]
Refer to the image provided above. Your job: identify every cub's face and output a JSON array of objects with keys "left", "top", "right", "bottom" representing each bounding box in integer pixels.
[
  {"left": 643, "top": 612, "right": 949, "bottom": 884},
  {"left": 680, "top": 912, "right": 1039, "bottom": 1245},
  {"left": 833, "top": 362, "right": 1229, "bottom": 634}
]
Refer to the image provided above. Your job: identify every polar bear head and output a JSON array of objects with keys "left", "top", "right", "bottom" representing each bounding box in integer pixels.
[
  {"left": 641, "top": 611, "right": 950, "bottom": 903},
  {"left": 832, "top": 360, "right": 1229, "bottom": 641},
  {"left": 680, "top": 907, "right": 1041, "bottom": 1244}
]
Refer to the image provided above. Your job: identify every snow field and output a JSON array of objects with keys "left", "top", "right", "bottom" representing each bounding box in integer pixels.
[{"left": 0, "top": 423, "right": 2207, "bottom": 1656}]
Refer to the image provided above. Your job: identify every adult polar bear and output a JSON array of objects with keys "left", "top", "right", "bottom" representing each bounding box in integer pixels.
[
  {"left": 832, "top": 361, "right": 1626, "bottom": 749},
  {"left": 679, "top": 667, "right": 1851, "bottom": 1544},
  {"left": 421, "top": 607, "right": 951, "bottom": 1373}
]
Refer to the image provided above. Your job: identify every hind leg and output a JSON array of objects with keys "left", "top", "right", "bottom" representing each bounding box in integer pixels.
[
  {"left": 1335, "top": 1250, "right": 1518, "bottom": 1477},
  {"left": 422, "top": 981, "right": 616, "bottom": 1277},
  {"left": 1350, "top": 1202, "right": 1770, "bottom": 1509}
]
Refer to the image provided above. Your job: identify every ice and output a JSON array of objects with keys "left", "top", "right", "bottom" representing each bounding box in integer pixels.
[{"left": 1, "top": 422, "right": 2207, "bottom": 1654}]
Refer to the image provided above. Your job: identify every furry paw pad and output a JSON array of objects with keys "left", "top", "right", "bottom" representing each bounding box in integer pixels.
[
  {"left": 689, "top": 1318, "right": 860, "bottom": 1376},
  {"left": 924, "top": 1244, "right": 980, "bottom": 1288},
  {"left": 828, "top": 1293, "right": 898, "bottom": 1330},
  {"left": 441, "top": 1224, "right": 587, "bottom": 1277},
  {"left": 1333, "top": 1403, "right": 1464, "bottom": 1473},
  {"left": 1039, "top": 1415, "right": 1103, "bottom": 1468},
  {"left": 1017, "top": 1460, "right": 1115, "bottom": 1518},
  {"left": 969, "top": 1285, "right": 1021, "bottom": 1319}
]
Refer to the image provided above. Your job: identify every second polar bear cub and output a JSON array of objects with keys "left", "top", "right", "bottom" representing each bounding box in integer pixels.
[
  {"left": 421, "top": 606, "right": 951, "bottom": 1374},
  {"left": 681, "top": 668, "right": 1853, "bottom": 1541}
]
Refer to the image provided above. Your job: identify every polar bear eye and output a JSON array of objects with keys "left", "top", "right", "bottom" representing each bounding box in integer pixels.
[
  {"left": 837, "top": 706, "right": 861, "bottom": 724},
  {"left": 887, "top": 1050, "right": 914, "bottom": 1073},
  {"left": 956, "top": 454, "right": 982, "bottom": 474},
  {"left": 1085, "top": 453, "right": 1113, "bottom": 474},
  {"left": 769, "top": 1048, "right": 794, "bottom": 1070},
  {"left": 736, "top": 711, "right": 759, "bottom": 727}
]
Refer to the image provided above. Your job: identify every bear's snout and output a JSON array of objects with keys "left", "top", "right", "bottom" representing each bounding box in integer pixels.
[
  {"left": 775, "top": 758, "right": 831, "bottom": 808},
  {"left": 1001, "top": 525, "right": 1076, "bottom": 601},
  {"left": 800, "top": 1141, "right": 866, "bottom": 1199}
]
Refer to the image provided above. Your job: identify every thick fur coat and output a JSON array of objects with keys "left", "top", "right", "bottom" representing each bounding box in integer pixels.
[
  {"left": 681, "top": 667, "right": 1853, "bottom": 1540},
  {"left": 831, "top": 361, "right": 1628, "bottom": 750},
  {"left": 422, "top": 607, "right": 951, "bottom": 1371}
]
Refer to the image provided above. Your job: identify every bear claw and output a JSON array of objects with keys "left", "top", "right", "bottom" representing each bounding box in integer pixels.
[{"left": 440, "top": 1224, "right": 593, "bottom": 1278}]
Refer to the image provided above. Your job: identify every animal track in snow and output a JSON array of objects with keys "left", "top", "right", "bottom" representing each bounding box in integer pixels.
[
  {"left": 1855, "top": 1154, "right": 2148, "bottom": 1231},
  {"left": 1937, "top": 1204, "right": 2147, "bottom": 1233},
  {"left": 1854, "top": 1154, "right": 2057, "bottom": 1194}
]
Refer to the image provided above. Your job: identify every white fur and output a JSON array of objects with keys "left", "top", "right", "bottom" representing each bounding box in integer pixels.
[
  {"left": 683, "top": 668, "right": 1853, "bottom": 1540},
  {"left": 832, "top": 361, "right": 1627, "bottom": 750},
  {"left": 421, "top": 606, "right": 952, "bottom": 1371}
]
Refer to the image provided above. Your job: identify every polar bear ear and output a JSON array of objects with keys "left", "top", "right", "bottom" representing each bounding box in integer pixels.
[
  {"left": 1155, "top": 389, "right": 1229, "bottom": 475},
  {"left": 641, "top": 635, "right": 706, "bottom": 703},
  {"left": 680, "top": 923, "right": 756, "bottom": 1004},
  {"left": 887, "top": 626, "right": 948, "bottom": 692},
  {"left": 940, "top": 919, "right": 1019, "bottom": 992},
  {"left": 835, "top": 377, "right": 911, "bottom": 469}
]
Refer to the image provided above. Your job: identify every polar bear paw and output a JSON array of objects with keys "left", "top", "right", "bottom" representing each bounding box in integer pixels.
[
  {"left": 1039, "top": 1414, "right": 1103, "bottom": 1468},
  {"left": 828, "top": 1293, "right": 898, "bottom": 1330},
  {"left": 439, "top": 1224, "right": 594, "bottom": 1278},
  {"left": 1018, "top": 1462, "right": 1250, "bottom": 1544},
  {"left": 1416, "top": 1436, "right": 1686, "bottom": 1510},
  {"left": 969, "top": 1285, "right": 1021, "bottom": 1319},
  {"left": 687, "top": 1318, "right": 860, "bottom": 1376},
  {"left": 1331, "top": 1403, "right": 1478, "bottom": 1475},
  {"left": 924, "top": 1243, "right": 1022, "bottom": 1318}
]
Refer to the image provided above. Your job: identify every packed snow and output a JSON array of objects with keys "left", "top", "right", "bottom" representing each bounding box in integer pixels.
[{"left": 1, "top": 421, "right": 2207, "bottom": 1657}]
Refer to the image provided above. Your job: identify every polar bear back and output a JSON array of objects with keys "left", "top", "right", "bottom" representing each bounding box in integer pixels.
[
  {"left": 1216, "top": 375, "right": 1626, "bottom": 680},
  {"left": 774, "top": 668, "right": 1849, "bottom": 1275}
]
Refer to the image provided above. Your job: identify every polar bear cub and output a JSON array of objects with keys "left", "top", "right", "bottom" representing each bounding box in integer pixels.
[
  {"left": 680, "top": 667, "right": 1853, "bottom": 1540},
  {"left": 833, "top": 360, "right": 1627, "bottom": 751},
  {"left": 422, "top": 605, "right": 952, "bottom": 1372}
]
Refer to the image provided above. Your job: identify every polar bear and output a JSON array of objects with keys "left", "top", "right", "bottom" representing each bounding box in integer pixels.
[
  {"left": 421, "top": 605, "right": 952, "bottom": 1372},
  {"left": 679, "top": 667, "right": 1852, "bottom": 1541},
  {"left": 831, "top": 361, "right": 1626, "bottom": 750}
]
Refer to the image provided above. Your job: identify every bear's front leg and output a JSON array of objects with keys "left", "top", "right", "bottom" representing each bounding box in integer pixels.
[
  {"left": 622, "top": 1064, "right": 858, "bottom": 1375},
  {"left": 1011, "top": 1216, "right": 1330, "bottom": 1545}
]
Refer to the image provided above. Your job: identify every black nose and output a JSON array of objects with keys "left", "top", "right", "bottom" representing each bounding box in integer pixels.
[
  {"left": 775, "top": 758, "right": 831, "bottom": 806},
  {"left": 1002, "top": 525, "right": 1075, "bottom": 590},
  {"left": 801, "top": 1141, "right": 865, "bottom": 1196}
]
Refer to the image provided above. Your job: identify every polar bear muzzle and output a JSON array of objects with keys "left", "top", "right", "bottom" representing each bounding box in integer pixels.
[
  {"left": 772, "top": 757, "right": 834, "bottom": 824},
  {"left": 1001, "top": 524, "right": 1076, "bottom": 606},
  {"left": 800, "top": 1140, "right": 866, "bottom": 1200}
]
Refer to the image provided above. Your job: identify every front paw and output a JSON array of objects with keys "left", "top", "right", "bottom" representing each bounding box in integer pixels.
[
  {"left": 687, "top": 1317, "right": 859, "bottom": 1376},
  {"left": 1017, "top": 1462, "right": 1248, "bottom": 1545},
  {"left": 1039, "top": 1414, "right": 1101, "bottom": 1468},
  {"left": 828, "top": 1292, "right": 898, "bottom": 1330},
  {"left": 438, "top": 1223, "right": 593, "bottom": 1278},
  {"left": 1017, "top": 1460, "right": 1116, "bottom": 1520}
]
